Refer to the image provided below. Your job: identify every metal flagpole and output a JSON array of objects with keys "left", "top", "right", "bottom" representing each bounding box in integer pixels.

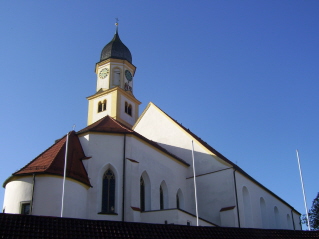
[
  {"left": 191, "top": 140, "right": 199, "bottom": 226},
  {"left": 61, "top": 132, "right": 69, "bottom": 218},
  {"left": 296, "top": 149, "right": 310, "bottom": 230}
]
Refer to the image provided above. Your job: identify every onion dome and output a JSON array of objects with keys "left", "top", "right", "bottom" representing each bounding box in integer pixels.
[{"left": 100, "top": 25, "right": 132, "bottom": 63}]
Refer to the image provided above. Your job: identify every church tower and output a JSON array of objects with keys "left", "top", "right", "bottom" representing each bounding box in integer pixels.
[{"left": 87, "top": 23, "right": 141, "bottom": 128}]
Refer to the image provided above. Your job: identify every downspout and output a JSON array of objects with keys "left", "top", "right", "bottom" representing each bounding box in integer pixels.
[
  {"left": 233, "top": 169, "right": 241, "bottom": 228},
  {"left": 30, "top": 174, "right": 35, "bottom": 215},
  {"left": 291, "top": 209, "right": 296, "bottom": 230},
  {"left": 122, "top": 134, "right": 126, "bottom": 222}
]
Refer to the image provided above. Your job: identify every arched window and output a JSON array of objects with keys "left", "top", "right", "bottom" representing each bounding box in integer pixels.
[
  {"left": 176, "top": 189, "right": 184, "bottom": 210},
  {"left": 102, "top": 169, "right": 115, "bottom": 213},
  {"left": 113, "top": 68, "right": 121, "bottom": 86},
  {"left": 98, "top": 100, "right": 107, "bottom": 113},
  {"left": 243, "top": 186, "right": 253, "bottom": 227},
  {"left": 140, "top": 172, "right": 151, "bottom": 211},
  {"left": 160, "top": 186, "right": 164, "bottom": 210},
  {"left": 128, "top": 104, "right": 132, "bottom": 116},
  {"left": 140, "top": 177, "right": 145, "bottom": 212},
  {"left": 125, "top": 102, "right": 132, "bottom": 116},
  {"left": 274, "top": 206, "right": 280, "bottom": 229},
  {"left": 159, "top": 181, "right": 168, "bottom": 210},
  {"left": 102, "top": 99, "right": 106, "bottom": 111},
  {"left": 260, "top": 197, "right": 267, "bottom": 228}
]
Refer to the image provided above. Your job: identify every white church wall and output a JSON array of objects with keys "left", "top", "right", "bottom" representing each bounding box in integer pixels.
[
  {"left": 3, "top": 176, "right": 33, "bottom": 214},
  {"left": 32, "top": 175, "right": 88, "bottom": 218},
  {"left": 119, "top": 94, "right": 136, "bottom": 126},
  {"left": 79, "top": 133, "right": 124, "bottom": 221},
  {"left": 235, "top": 172, "right": 301, "bottom": 230},
  {"left": 187, "top": 168, "right": 237, "bottom": 226},
  {"left": 90, "top": 94, "right": 113, "bottom": 124},
  {"left": 134, "top": 104, "right": 232, "bottom": 177},
  {"left": 141, "top": 209, "right": 215, "bottom": 226},
  {"left": 126, "top": 135, "right": 189, "bottom": 214},
  {"left": 3, "top": 175, "right": 88, "bottom": 218}
]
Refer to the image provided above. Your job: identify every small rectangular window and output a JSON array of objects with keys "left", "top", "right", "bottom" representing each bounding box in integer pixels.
[{"left": 21, "top": 202, "right": 31, "bottom": 215}]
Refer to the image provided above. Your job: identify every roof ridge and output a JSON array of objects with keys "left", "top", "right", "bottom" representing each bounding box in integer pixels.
[{"left": 109, "top": 116, "right": 134, "bottom": 132}]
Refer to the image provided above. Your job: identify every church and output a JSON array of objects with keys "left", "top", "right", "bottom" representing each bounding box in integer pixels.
[{"left": 2, "top": 24, "right": 301, "bottom": 230}]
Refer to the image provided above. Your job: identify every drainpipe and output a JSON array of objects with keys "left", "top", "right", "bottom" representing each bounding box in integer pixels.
[
  {"left": 122, "top": 134, "right": 126, "bottom": 221},
  {"left": 30, "top": 174, "right": 35, "bottom": 215},
  {"left": 233, "top": 169, "right": 241, "bottom": 228}
]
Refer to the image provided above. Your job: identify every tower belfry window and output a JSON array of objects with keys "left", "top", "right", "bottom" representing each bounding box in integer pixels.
[
  {"left": 125, "top": 101, "right": 132, "bottom": 116},
  {"left": 98, "top": 100, "right": 107, "bottom": 113}
]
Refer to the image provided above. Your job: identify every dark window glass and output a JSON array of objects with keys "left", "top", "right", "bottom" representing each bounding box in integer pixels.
[
  {"left": 125, "top": 102, "right": 128, "bottom": 113},
  {"left": 21, "top": 203, "right": 30, "bottom": 215},
  {"left": 160, "top": 186, "right": 164, "bottom": 210},
  {"left": 140, "top": 177, "right": 145, "bottom": 212},
  {"left": 128, "top": 105, "right": 132, "bottom": 116},
  {"left": 102, "top": 169, "right": 115, "bottom": 213},
  {"left": 176, "top": 194, "right": 180, "bottom": 209},
  {"left": 98, "top": 101, "right": 103, "bottom": 113}
]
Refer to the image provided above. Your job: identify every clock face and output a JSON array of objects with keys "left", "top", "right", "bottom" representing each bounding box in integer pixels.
[
  {"left": 99, "top": 68, "right": 109, "bottom": 79},
  {"left": 125, "top": 70, "right": 133, "bottom": 81}
]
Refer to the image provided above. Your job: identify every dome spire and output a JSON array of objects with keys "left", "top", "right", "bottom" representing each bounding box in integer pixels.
[
  {"left": 100, "top": 20, "right": 132, "bottom": 63},
  {"left": 115, "top": 18, "right": 119, "bottom": 34}
]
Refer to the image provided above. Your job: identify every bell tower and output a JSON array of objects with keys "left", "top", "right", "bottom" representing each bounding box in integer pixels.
[{"left": 87, "top": 23, "right": 141, "bottom": 128}]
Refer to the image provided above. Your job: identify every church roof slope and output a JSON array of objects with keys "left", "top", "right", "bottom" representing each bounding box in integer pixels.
[
  {"left": 77, "top": 115, "right": 189, "bottom": 166},
  {"left": 10, "top": 131, "right": 91, "bottom": 187},
  {"left": 1, "top": 213, "right": 318, "bottom": 239},
  {"left": 135, "top": 102, "right": 300, "bottom": 214}
]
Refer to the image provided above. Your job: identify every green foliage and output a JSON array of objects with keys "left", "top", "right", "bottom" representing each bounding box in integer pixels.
[{"left": 303, "top": 192, "right": 319, "bottom": 230}]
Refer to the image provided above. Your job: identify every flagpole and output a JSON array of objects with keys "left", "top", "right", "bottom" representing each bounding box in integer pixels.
[
  {"left": 61, "top": 132, "right": 69, "bottom": 218},
  {"left": 191, "top": 140, "right": 199, "bottom": 226},
  {"left": 296, "top": 149, "right": 310, "bottom": 230}
]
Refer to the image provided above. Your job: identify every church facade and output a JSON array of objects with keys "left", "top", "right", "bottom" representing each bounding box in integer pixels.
[{"left": 2, "top": 25, "right": 301, "bottom": 229}]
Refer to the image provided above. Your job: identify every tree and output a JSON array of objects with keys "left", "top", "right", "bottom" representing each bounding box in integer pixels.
[{"left": 303, "top": 192, "right": 319, "bottom": 230}]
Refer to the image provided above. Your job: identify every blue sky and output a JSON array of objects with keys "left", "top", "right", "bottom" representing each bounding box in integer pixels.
[{"left": 1, "top": 1, "right": 318, "bottom": 228}]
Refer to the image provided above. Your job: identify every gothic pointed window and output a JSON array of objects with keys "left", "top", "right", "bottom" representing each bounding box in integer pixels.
[
  {"left": 102, "top": 169, "right": 115, "bottom": 213},
  {"left": 176, "top": 194, "right": 180, "bottom": 209},
  {"left": 140, "top": 177, "right": 145, "bottom": 212},
  {"left": 160, "top": 186, "right": 164, "bottom": 210}
]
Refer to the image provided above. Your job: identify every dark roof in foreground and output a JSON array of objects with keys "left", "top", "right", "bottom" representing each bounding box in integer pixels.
[{"left": 1, "top": 213, "right": 318, "bottom": 239}]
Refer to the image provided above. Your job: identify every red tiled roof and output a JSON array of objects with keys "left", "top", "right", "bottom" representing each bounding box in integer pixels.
[
  {"left": 77, "top": 115, "right": 189, "bottom": 166},
  {"left": 1, "top": 213, "right": 318, "bottom": 239},
  {"left": 12, "top": 131, "right": 91, "bottom": 187}
]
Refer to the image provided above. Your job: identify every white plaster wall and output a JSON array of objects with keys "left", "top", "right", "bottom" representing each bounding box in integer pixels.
[
  {"left": 3, "top": 176, "right": 33, "bottom": 213},
  {"left": 3, "top": 175, "right": 88, "bottom": 219},
  {"left": 79, "top": 133, "right": 124, "bottom": 221},
  {"left": 125, "top": 135, "right": 189, "bottom": 220},
  {"left": 141, "top": 209, "right": 215, "bottom": 226},
  {"left": 32, "top": 176, "right": 87, "bottom": 218},
  {"left": 91, "top": 94, "right": 113, "bottom": 123},
  {"left": 134, "top": 104, "right": 231, "bottom": 177},
  {"left": 187, "top": 168, "right": 237, "bottom": 226},
  {"left": 235, "top": 172, "right": 301, "bottom": 230},
  {"left": 120, "top": 94, "right": 136, "bottom": 126}
]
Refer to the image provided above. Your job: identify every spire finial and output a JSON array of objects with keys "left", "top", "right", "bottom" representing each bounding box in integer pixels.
[{"left": 115, "top": 18, "right": 119, "bottom": 34}]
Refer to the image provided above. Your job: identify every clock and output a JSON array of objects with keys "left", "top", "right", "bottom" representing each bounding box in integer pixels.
[
  {"left": 125, "top": 70, "right": 133, "bottom": 81},
  {"left": 99, "top": 68, "right": 109, "bottom": 79}
]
